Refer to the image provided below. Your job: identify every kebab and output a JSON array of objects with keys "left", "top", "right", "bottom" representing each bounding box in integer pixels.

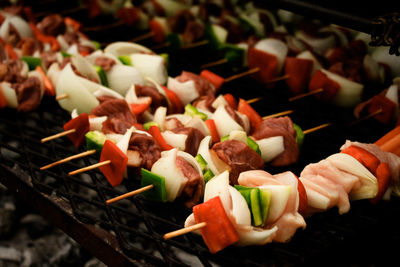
[{"left": 164, "top": 126, "right": 400, "bottom": 253}]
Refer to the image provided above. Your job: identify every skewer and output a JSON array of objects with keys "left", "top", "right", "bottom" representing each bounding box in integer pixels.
[
  {"left": 82, "top": 21, "right": 125, "bottom": 32},
  {"left": 262, "top": 109, "right": 293, "bottom": 119},
  {"left": 180, "top": 40, "right": 209, "bottom": 50},
  {"left": 56, "top": 94, "right": 69, "bottom": 101},
  {"left": 348, "top": 108, "right": 383, "bottom": 126},
  {"left": 68, "top": 160, "right": 111, "bottom": 176},
  {"left": 288, "top": 88, "right": 324, "bottom": 102},
  {"left": 163, "top": 222, "right": 206, "bottom": 240},
  {"left": 40, "top": 149, "right": 97, "bottom": 171},
  {"left": 41, "top": 129, "right": 76, "bottom": 143},
  {"left": 246, "top": 97, "right": 263, "bottom": 105},
  {"left": 224, "top": 68, "right": 260, "bottom": 83},
  {"left": 200, "top": 58, "right": 228, "bottom": 69},
  {"left": 303, "top": 123, "right": 333, "bottom": 135},
  {"left": 129, "top": 32, "right": 154, "bottom": 43},
  {"left": 105, "top": 184, "right": 154, "bottom": 204}
]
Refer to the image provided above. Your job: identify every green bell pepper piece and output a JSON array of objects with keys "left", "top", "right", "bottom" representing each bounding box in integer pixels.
[
  {"left": 293, "top": 123, "right": 304, "bottom": 148},
  {"left": 85, "top": 131, "right": 107, "bottom": 155},
  {"left": 94, "top": 65, "right": 109, "bottom": 87},
  {"left": 118, "top": 55, "right": 131, "bottom": 66},
  {"left": 143, "top": 121, "right": 160, "bottom": 131},
  {"left": 246, "top": 137, "right": 261, "bottom": 156},
  {"left": 21, "top": 56, "right": 42, "bottom": 70},
  {"left": 140, "top": 168, "right": 167, "bottom": 202},
  {"left": 184, "top": 104, "right": 207, "bottom": 120}
]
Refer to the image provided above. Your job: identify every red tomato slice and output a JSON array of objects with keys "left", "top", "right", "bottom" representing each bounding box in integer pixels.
[
  {"left": 63, "top": 113, "right": 90, "bottom": 148},
  {"left": 237, "top": 98, "right": 262, "bottom": 133},
  {"left": 205, "top": 119, "right": 220, "bottom": 144},
  {"left": 284, "top": 57, "right": 313, "bottom": 95},
  {"left": 308, "top": 70, "right": 340, "bottom": 101},
  {"left": 200, "top": 70, "right": 225, "bottom": 91},
  {"left": 223, "top": 93, "right": 237, "bottom": 110},
  {"left": 367, "top": 94, "right": 397, "bottom": 124},
  {"left": 248, "top": 47, "right": 278, "bottom": 87},
  {"left": 193, "top": 196, "right": 239, "bottom": 254},
  {"left": 147, "top": 125, "right": 173, "bottom": 151},
  {"left": 99, "top": 140, "right": 128, "bottom": 187}
]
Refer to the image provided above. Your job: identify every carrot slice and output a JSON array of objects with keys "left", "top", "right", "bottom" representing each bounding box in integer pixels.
[
  {"left": 223, "top": 93, "right": 237, "bottom": 110},
  {"left": 193, "top": 196, "right": 239, "bottom": 254},
  {"left": 379, "top": 134, "right": 400, "bottom": 157},
  {"left": 147, "top": 125, "right": 173, "bottom": 151},
  {"left": 36, "top": 66, "right": 55, "bottom": 96},
  {"left": 237, "top": 98, "right": 262, "bottom": 133},
  {"left": 99, "top": 140, "right": 128, "bottom": 187},
  {"left": 205, "top": 119, "right": 220, "bottom": 144},
  {"left": 200, "top": 70, "right": 225, "bottom": 91},
  {"left": 63, "top": 113, "right": 90, "bottom": 148},
  {"left": 284, "top": 57, "right": 313, "bottom": 95}
]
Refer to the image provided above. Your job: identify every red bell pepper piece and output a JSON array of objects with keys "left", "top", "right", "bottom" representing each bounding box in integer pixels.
[
  {"left": 308, "top": 70, "right": 340, "bottom": 102},
  {"left": 367, "top": 94, "right": 397, "bottom": 124},
  {"left": 237, "top": 98, "right": 262, "bottom": 133},
  {"left": 223, "top": 93, "right": 237, "bottom": 110},
  {"left": 162, "top": 86, "right": 184, "bottom": 114},
  {"left": 205, "top": 119, "right": 220, "bottom": 144},
  {"left": 341, "top": 145, "right": 380, "bottom": 175},
  {"left": 284, "top": 57, "right": 313, "bottom": 95},
  {"left": 133, "top": 123, "right": 145, "bottom": 131},
  {"left": 193, "top": 196, "right": 239, "bottom": 253},
  {"left": 200, "top": 70, "right": 225, "bottom": 91},
  {"left": 149, "top": 19, "right": 166, "bottom": 43},
  {"left": 370, "top": 162, "right": 391, "bottom": 204},
  {"left": 375, "top": 126, "right": 400, "bottom": 147},
  {"left": 248, "top": 47, "right": 278, "bottom": 87},
  {"left": 36, "top": 66, "right": 56, "bottom": 96},
  {"left": 99, "top": 140, "right": 128, "bottom": 187},
  {"left": 29, "top": 23, "right": 60, "bottom": 51},
  {"left": 5, "top": 44, "right": 18, "bottom": 59},
  {"left": 64, "top": 17, "right": 82, "bottom": 32},
  {"left": 147, "top": 125, "right": 173, "bottom": 151},
  {"left": 130, "top": 99, "right": 152, "bottom": 116},
  {"left": 0, "top": 84, "right": 7, "bottom": 109},
  {"left": 63, "top": 113, "right": 90, "bottom": 148}
]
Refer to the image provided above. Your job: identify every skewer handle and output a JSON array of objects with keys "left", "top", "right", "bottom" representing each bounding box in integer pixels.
[
  {"left": 105, "top": 184, "right": 155, "bottom": 205},
  {"left": 68, "top": 160, "right": 111, "bottom": 176},
  {"left": 163, "top": 222, "right": 207, "bottom": 240},
  {"left": 41, "top": 129, "right": 76, "bottom": 143},
  {"left": 40, "top": 150, "right": 97, "bottom": 171}
]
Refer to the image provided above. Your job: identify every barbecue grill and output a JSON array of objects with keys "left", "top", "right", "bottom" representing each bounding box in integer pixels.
[{"left": 1, "top": 1, "right": 399, "bottom": 266}]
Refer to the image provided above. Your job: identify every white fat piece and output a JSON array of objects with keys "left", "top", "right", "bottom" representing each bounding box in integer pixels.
[
  {"left": 167, "top": 77, "right": 199, "bottom": 106},
  {"left": 130, "top": 54, "right": 167, "bottom": 85},
  {"left": 151, "top": 148, "right": 188, "bottom": 202}
]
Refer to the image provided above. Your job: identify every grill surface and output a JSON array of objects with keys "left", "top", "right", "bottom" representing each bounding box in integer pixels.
[{"left": 1, "top": 2, "right": 400, "bottom": 266}]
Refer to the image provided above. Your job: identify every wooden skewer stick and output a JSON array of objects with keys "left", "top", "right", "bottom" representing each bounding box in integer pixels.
[
  {"left": 129, "top": 32, "right": 154, "bottom": 43},
  {"left": 105, "top": 184, "right": 154, "bottom": 205},
  {"left": 262, "top": 110, "right": 294, "bottom": 119},
  {"left": 41, "top": 129, "right": 76, "bottom": 143},
  {"left": 246, "top": 97, "right": 263, "bottom": 105},
  {"left": 82, "top": 21, "right": 125, "bottom": 32},
  {"left": 68, "top": 160, "right": 111, "bottom": 176},
  {"left": 224, "top": 68, "right": 260, "bottom": 83},
  {"left": 151, "top": 42, "right": 171, "bottom": 50},
  {"left": 164, "top": 222, "right": 207, "bottom": 240},
  {"left": 180, "top": 40, "right": 209, "bottom": 50},
  {"left": 56, "top": 94, "right": 69, "bottom": 101},
  {"left": 200, "top": 58, "right": 228, "bottom": 69},
  {"left": 303, "top": 123, "right": 333, "bottom": 135},
  {"left": 267, "top": 74, "right": 290, "bottom": 83},
  {"left": 288, "top": 88, "right": 324, "bottom": 102},
  {"left": 349, "top": 108, "right": 383, "bottom": 126},
  {"left": 40, "top": 150, "right": 97, "bottom": 171}
]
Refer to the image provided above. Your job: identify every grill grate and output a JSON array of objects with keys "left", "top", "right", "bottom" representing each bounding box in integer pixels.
[{"left": 0, "top": 81, "right": 399, "bottom": 266}]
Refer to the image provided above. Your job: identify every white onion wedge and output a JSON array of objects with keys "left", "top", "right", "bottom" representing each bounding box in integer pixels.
[
  {"left": 213, "top": 105, "right": 244, "bottom": 138},
  {"left": 235, "top": 225, "right": 278, "bottom": 246},
  {"left": 197, "top": 136, "right": 231, "bottom": 177},
  {"left": 162, "top": 131, "right": 187, "bottom": 151},
  {"left": 211, "top": 94, "right": 228, "bottom": 109},
  {"left": 0, "top": 82, "right": 18, "bottom": 108},
  {"left": 47, "top": 63, "right": 62, "bottom": 90},
  {"left": 78, "top": 77, "right": 123, "bottom": 99},
  {"left": 127, "top": 150, "right": 142, "bottom": 167},
  {"left": 327, "top": 153, "right": 378, "bottom": 200},
  {"left": 185, "top": 117, "right": 211, "bottom": 137},
  {"left": 116, "top": 127, "right": 135, "bottom": 155},
  {"left": 153, "top": 106, "right": 167, "bottom": 131},
  {"left": 167, "top": 77, "right": 199, "bottom": 106},
  {"left": 89, "top": 116, "right": 107, "bottom": 131},
  {"left": 259, "top": 185, "right": 292, "bottom": 223},
  {"left": 296, "top": 30, "right": 336, "bottom": 55},
  {"left": 385, "top": 84, "right": 399, "bottom": 106},
  {"left": 297, "top": 50, "right": 322, "bottom": 75},
  {"left": 204, "top": 171, "right": 232, "bottom": 215},
  {"left": 9, "top": 16, "right": 32, "bottom": 38},
  {"left": 177, "top": 151, "right": 204, "bottom": 180},
  {"left": 105, "top": 133, "right": 123, "bottom": 144},
  {"left": 104, "top": 42, "right": 154, "bottom": 57},
  {"left": 56, "top": 64, "right": 99, "bottom": 114},
  {"left": 228, "top": 130, "right": 248, "bottom": 144},
  {"left": 228, "top": 186, "right": 251, "bottom": 226},
  {"left": 106, "top": 64, "right": 144, "bottom": 95},
  {"left": 130, "top": 54, "right": 167, "bottom": 85},
  {"left": 254, "top": 38, "right": 288, "bottom": 74},
  {"left": 71, "top": 54, "right": 100, "bottom": 83},
  {"left": 151, "top": 148, "right": 187, "bottom": 202},
  {"left": 372, "top": 46, "right": 400, "bottom": 77},
  {"left": 256, "top": 136, "right": 285, "bottom": 162}
]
